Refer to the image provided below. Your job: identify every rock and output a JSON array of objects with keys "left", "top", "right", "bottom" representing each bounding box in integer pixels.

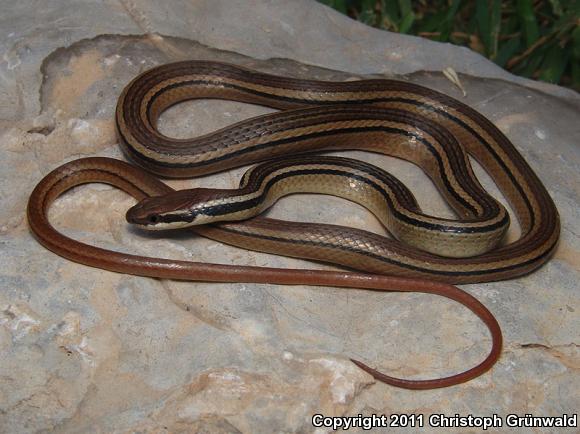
[{"left": 0, "top": 1, "right": 578, "bottom": 432}]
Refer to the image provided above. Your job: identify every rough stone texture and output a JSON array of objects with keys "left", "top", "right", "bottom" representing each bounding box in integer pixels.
[{"left": 0, "top": 1, "right": 578, "bottom": 433}]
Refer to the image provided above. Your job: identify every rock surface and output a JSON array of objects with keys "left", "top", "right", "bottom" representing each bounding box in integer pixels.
[{"left": 0, "top": 1, "right": 578, "bottom": 433}]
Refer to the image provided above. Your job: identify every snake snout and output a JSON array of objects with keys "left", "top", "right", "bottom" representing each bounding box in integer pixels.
[{"left": 126, "top": 197, "right": 160, "bottom": 226}]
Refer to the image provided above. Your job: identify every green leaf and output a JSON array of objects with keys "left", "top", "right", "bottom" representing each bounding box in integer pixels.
[
  {"left": 489, "top": 0, "right": 502, "bottom": 59},
  {"left": 398, "top": 0, "right": 412, "bottom": 20},
  {"left": 515, "top": 44, "right": 547, "bottom": 77},
  {"left": 476, "top": 0, "right": 491, "bottom": 55},
  {"left": 315, "top": 0, "right": 576, "bottom": 87},
  {"left": 419, "top": 10, "right": 448, "bottom": 33},
  {"left": 446, "top": 0, "right": 463, "bottom": 21},
  {"left": 439, "top": 0, "right": 463, "bottom": 41},
  {"left": 399, "top": 11, "right": 415, "bottom": 34},
  {"left": 516, "top": 0, "right": 540, "bottom": 46},
  {"left": 495, "top": 37, "right": 521, "bottom": 67},
  {"left": 571, "top": 26, "right": 580, "bottom": 88},
  {"left": 539, "top": 43, "right": 570, "bottom": 83},
  {"left": 358, "top": 0, "right": 379, "bottom": 26},
  {"left": 382, "top": 0, "right": 401, "bottom": 23},
  {"left": 360, "top": 0, "right": 376, "bottom": 13},
  {"left": 547, "top": 0, "right": 564, "bottom": 16},
  {"left": 572, "top": 61, "right": 580, "bottom": 90},
  {"left": 501, "top": 13, "right": 520, "bottom": 36},
  {"left": 573, "top": 26, "right": 580, "bottom": 60},
  {"left": 319, "top": 0, "right": 348, "bottom": 14}
]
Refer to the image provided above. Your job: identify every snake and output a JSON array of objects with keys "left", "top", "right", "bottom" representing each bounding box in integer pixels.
[{"left": 27, "top": 60, "right": 560, "bottom": 390}]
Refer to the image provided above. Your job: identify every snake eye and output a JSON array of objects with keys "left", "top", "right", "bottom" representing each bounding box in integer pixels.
[{"left": 148, "top": 215, "right": 159, "bottom": 224}]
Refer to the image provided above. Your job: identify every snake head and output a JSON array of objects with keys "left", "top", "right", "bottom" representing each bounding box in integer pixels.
[{"left": 126, "top": 188, "right": 229, "bottom": 230}]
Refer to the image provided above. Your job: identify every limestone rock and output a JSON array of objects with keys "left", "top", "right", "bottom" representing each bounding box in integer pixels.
[{"left": 0, "top": 1, "right": 578, "bottom": 432}]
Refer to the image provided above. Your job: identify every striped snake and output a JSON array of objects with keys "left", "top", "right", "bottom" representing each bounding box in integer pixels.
[{"left": 27, "top": 61, "right": 560, "bottom": 389}]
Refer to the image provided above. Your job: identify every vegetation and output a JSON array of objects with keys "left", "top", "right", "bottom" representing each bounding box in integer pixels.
[{"left": 317, "top": 0, "right": 580, "bottom": 90}]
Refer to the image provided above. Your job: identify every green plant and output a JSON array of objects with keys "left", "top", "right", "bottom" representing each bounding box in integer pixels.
[{"left": 318, "top": 0, "right": 580, "bottom": 89}]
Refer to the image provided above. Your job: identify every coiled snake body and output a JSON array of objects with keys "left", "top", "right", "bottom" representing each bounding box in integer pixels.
[{"left": 27, "top": 61, "right": 560, "bottom": 389}]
